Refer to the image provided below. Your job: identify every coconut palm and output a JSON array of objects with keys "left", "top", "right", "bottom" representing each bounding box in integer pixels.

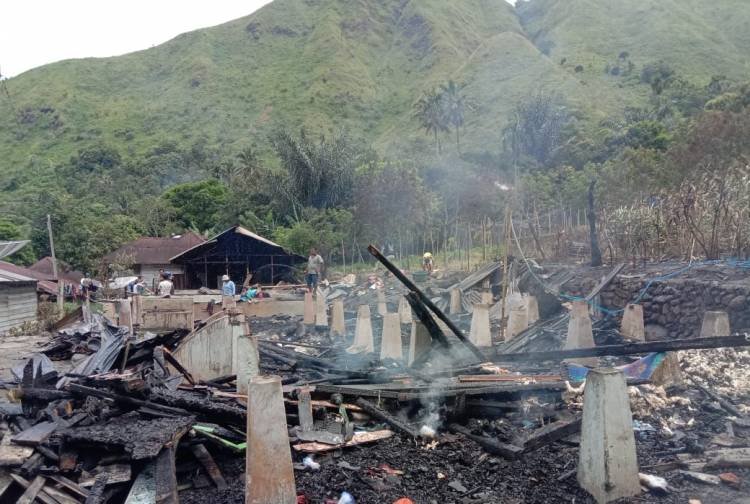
[
  {"left": 414, "top": 89, "right": 450, "bottom": 155},
  {"left": 440, "top": 80, "right": 468, "bottom": 152}
]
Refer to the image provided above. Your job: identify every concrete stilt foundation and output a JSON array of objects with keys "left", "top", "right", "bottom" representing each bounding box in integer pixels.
[
  {"left": 315, "top": 292, "right": 328, "bottom": 327},
  {"left": 620, "top": 304, "right": 645, "bottom": 342},
  {"left": 377, "top": 290, "right": 387, "bottom": 316},
  {"left": 506, "top": 303, "right": 529, "bottom": 340},
  {"left": 408, "top": 321, "right": 431, "bottom": 365},
  {"left": 469, "top": 304, "right": 492, "bottom": 348},
  {"left": 347, "top": 305, "right": 374, "bottom": 354},
  {"left": 235, "top": 334, "right": 259, "bottom": 396},
  {"left": 117, "top": 298, "right": 133, "bottom": 336},
  {"left": 222, "top": 295, "right": 236, "bottom": 310},
  {"left": 700, "top": 311, "right": 731, "bottom": 337},
  {"left": 297, "top": 387, "right": 314, "bottom": 432},
  {"left": 578, "top": 368, "right": 640, "bottom": 504},
  {"left": 651, "top": 352, "right": 683, "bottom": 387},
  {"left": 525, "top": 295, "right": 539, "bottom": 325},
  {"left": 380, "top": 313, "right": 403, "bottom": 361},
  {"left": 131, "top": 294, "right": 142, "bottom": 327},
  {"left": 564, "top": 300, "right": 598, "bottom": 367},
  {"left": 398, "top": 296, "right": 413, "bottom": 325},
  {"left": 450, "top": 288, "right": 462, "bottom": 314},
  {"left": 303, "top": 292, "right": 315, "bottom": 325},
  {"left": 331, "top": 299, "right": 345, "bottom": 337},
  {"left": 246, "top": 375, "right": 296, "bottom": 504}
]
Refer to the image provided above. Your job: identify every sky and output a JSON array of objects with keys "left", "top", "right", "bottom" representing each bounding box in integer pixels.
[{"left": 1, "top": 0, "right": 516, "bottom": 78}]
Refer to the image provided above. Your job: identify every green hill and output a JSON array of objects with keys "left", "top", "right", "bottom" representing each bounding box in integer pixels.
[{"left": 1, "top": 0, "right": 749, "bottom": 192}]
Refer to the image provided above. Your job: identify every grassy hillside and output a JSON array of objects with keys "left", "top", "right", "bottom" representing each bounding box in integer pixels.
[{"left": 1, "top": 0, "right": 749, "bottom": 195}]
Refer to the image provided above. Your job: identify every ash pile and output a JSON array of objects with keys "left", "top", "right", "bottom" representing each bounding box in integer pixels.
[{"left": 0, "top": 248, "right": 749, "bottom": 504}]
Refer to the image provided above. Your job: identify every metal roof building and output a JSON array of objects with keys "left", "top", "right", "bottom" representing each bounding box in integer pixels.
[{"left": 0, "top": 269, "right": 38, "bottom": 334}]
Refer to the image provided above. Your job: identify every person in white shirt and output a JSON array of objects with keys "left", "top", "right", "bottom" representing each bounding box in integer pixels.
[{"left": 158, "top": 274, "right": 173, "bottom": 298}]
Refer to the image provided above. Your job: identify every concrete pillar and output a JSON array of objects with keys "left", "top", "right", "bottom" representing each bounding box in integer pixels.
[
  {"left": 117, "top": 298, "right": 133, "bottom": 336},
  {"left": 651, "top": 352, "right": 683, "bottom": 387},
  {"left": 398, "top": 296, "right": 413, "bottom": 325},
  {"left": 131, "top": 294, "right": 142, "bottom": 327},
  {"left": 222, "top": 295, "right": 236, "bottom": 310},
  {"left": 449, "top": 288, "right": 462, "bottom": 314},
  {"left": 480, "top": 290, "right": 494, "bottom": 305},
  {"left": 331, "top": 299, "right": 345, "bottom": 337},
  {"left": 506, "top": 303, "right": 529, "bottom": 340},
  {"left": 235, "top": 334, "right": 259, "bottom": 396},
  {"left": 303, "top": 292, "right": 315, "bottom": 325},
  {"left": 620, "top": 304, "right": 645, "bottom": 342},
  {"left": 377, "top": 290, "right": 388, "bottom": 316},
  {"left": 380, "top": 313, "right": 403, "bottom": 361},
  {"left": 246, "top": 375, "right": 296, "bottom": 504},
  {"left": 578, "top": 368, "right": 640, "bottom": 504},
  {"left": 700, "top": 311, "right": 731, "bottom": 337},
  {"left": 469, "top": 304, "right": 492, "bottom": 348},
  {"left": 408, "top": 321, "right": 431, "bottom": 365},
  {"left": 564, "top": 300, "right": 598, "bottom": 367},
  {"left": 297, "top": 387, "right": 314, "bottom": 432},
  {"left": 315, "top": 293, "right": 328, "bottom": 327},
  {"left": 347, "top": 305, "right": 374, "bottom": 354},
  {"left": 525, "top": 295, "right": 539, "bottom": 325}
]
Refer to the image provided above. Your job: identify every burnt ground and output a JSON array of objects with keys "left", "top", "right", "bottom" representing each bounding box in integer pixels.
[{"left": 179, "top": 431, "right": 750, "bottom": 504}]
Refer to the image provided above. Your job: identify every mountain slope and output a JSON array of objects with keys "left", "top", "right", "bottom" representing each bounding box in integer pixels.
[{"left": 1, "top": 0, "right": 749, "bottom": 193}]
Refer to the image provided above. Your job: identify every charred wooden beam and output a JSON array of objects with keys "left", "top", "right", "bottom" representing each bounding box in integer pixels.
[
  {"left": 520, "top": 416, "right": 582, "bottom": 453},
  {"left": 355, "top": 398, "right": 421, "bottom": 439},
  {"left": 367, "top": 244, "right": 487, "bottom": 362},
  {"left": 494, "top": 334, "right": 750, "bottom": 361},
  {"left": 67, "top": 384, "right": 191, "bottom": 417},
  {"left": 449, "top": 423, "right": 523, "bottom": 459}
]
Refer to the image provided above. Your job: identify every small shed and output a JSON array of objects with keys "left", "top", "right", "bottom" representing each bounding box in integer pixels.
[
  {"left": 102, "top": 232, "right": 205, "bottom": 290},
  {"left": 0, "top": 269, "right": 38, "bottom": 334},
  {"left": 170, "top": 226, "right": 304, "bottom": 289}
]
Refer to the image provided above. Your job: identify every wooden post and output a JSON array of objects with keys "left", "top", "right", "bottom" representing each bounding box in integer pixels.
[{"left": 46, "top": 215, "right": 65, "bottom": 315}]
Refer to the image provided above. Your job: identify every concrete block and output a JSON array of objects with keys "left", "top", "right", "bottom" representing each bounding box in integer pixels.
[
  {"left": 246, "top": 375, "right": 296, "bottom": 504},
  {"left": 331, "top": 299, "right": 345, "bottom": 337},
  {"left": 525, "top": 295, "right": 539, "bottom": 325},
  {"left": 578, "top": 368, "right": 640, "bottom": 504},
  {"left": 700, "top": 311, "right": 731, "bottom": 337},
  {"left": 620, "top": 304, "right": 645, "bottom": 342},
  {"left": 303, "top": 292, "right": 315, "bottom": 325},
  {"left": 131, "top": 295, "right": 142, "bottom": 326},
  {"left": 564, "top": 300, "right": 598, "bottom": 367},
  {"left": 650, "top": 352, "right": 683, "bottom": 387},
  {"left": 398, "top": 296, "right": 413, "bottom": 325},
  {"left": 347, "top": 305, "right": 374, "bottom": 354},
  {"left": 408, "top": 321, "right": 431, "bottom": 365},
  {"left": 506, "top": 303, "right": 528, "bottom": 340},
  {"left": 380, "top": 313, "right": 403, "bottom": 361},
  {"left": 315, "top": 293, "right": 328, "bottom": 327},
  {"left": 469, "top": 304, "right": 492, "bottom": 348},
  {"left": 377, "top": 290, "right": 387, "bottom": 316},
  {"left": 450, "top": 288, "right": 462, "bottom": 314},
  {"left": 235, "top": 334, "right": 259, "bottom": 396},
  {"left": 141, "top": 296, "right": 194, "bottom": 331}
]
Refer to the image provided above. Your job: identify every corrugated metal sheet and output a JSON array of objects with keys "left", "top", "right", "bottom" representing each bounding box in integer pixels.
[{"left": 0, "top": 240, "right": 30, "bottom": 260}]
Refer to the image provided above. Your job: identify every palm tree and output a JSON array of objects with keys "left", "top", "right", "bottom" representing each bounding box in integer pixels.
[
  {"left": 440, "top": 80, "right": 468, "bottom": 152},
  {"left": 414, "top": 89, "right": 449, "bottom": 155}
]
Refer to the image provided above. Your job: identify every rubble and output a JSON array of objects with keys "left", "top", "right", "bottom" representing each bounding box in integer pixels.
[{"left": 0, "top": 252, "right": 748, "bottom": 503}]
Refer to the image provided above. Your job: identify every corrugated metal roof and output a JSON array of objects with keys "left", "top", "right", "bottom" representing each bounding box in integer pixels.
[
  {"left": 170, "top": 225, "right": 303, "bottom": 263},
  {"left": 0, "top": 240, "right": 29, "bottom": 260},
  {"left": 28, "top": 256, "right": 84, "bottom": 283},
  {"left": 103, "top": 232, "right": 205, "bottom": 265},
  {"left": 0, "top": 268, "right": 36, "bottom": 283}
]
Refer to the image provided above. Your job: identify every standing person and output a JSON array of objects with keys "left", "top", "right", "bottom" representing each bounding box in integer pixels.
[
  {"left": 158, "top": 273, "right": 173, "bottom": 298},
  {"left": 306, "top": 247, "right": 324, "bottom": 294},
  {"left": 422, "top": 252, "right": 434, "bottom": 273},
  {"left": 221, "top": 274, "right": 236, "bottom": 296}
]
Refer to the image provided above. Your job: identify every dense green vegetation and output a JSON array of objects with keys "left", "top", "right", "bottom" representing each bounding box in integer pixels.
[{"left": 2, "top": 0, "right": 750, "bottom": 272}]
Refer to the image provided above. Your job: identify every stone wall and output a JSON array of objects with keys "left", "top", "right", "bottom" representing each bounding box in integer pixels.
[{"left": 600, "top": 277, "right": 750, "bottom": 339}]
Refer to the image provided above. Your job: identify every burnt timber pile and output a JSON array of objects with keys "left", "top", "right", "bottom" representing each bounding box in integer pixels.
[{"left": 0, "top": 248, "right": 749, "bottom": 503}]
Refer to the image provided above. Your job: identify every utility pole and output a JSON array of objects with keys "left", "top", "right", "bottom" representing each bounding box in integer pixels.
[{"left": 46, "top": 214, "right": 64, "bottom": 315}]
